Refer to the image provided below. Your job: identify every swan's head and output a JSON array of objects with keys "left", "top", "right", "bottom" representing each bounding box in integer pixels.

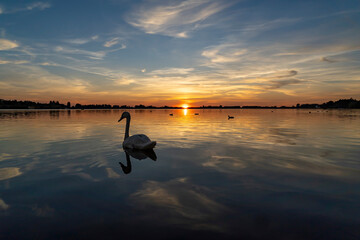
[{"left": 118, "top": 111, "right": 130, "bottom": 122}]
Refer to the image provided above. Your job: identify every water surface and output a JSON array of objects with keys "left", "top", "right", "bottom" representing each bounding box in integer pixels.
[{"left": 0, "top": 109, "right": 359, "bottom": 239}]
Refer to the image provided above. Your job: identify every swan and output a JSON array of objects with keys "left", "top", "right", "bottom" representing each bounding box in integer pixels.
[
  {"left": 118, "top": 112, "right": 156, "bottom": 150},
  {"left": 228, "top": 115, "right": 234, "bottom": 119}
]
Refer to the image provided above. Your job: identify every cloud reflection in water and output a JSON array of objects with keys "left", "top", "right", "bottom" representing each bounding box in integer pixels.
[{"left": 131, "top": 178, "right": 229, "bottom": 232}]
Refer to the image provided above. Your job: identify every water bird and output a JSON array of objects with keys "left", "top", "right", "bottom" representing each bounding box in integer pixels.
[
  {"left": 169, "top": 113, "right": 173, "bottom": 116},
  {"left": 194, "top": 113, "right": 199, "bottom": 115},
  {"left": 118, "top": 112, "right": 156, "bottom": 150},
  {"left": 228, "top": 115, "right": 234, "bottom": 119}
]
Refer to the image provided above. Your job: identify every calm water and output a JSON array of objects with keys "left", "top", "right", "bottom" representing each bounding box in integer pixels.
[{"left": 0, "top": 109, "right": 359, "bottom": 239}]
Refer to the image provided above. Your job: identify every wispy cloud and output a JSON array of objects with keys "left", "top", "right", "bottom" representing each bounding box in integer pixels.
[
  {"left": 126, "top": 0, "right": 230, "bottom": 38},
  {"left": 64, "top": 35, "right": 100, "bottom": 45},
  {"left": 239, "top": 18, "right": 301, "bottom": 33},
  {"left": 267, "top": 79, "right": 303, "bottom": 89},
  {"left": 1, "top": 2, "right": 50, "bottom": 14},
  {"left": 149, "top": 67, "right": 194, "bottom": 75},
  {"left": 64, "top": 39, "right": 90, "bottom": 45},
  {"left": 274, "top": 52, "right": 300, "bottom": 56},
  {"left": 26, "top": 2, "right": 50, "bottom": 11},
  {"left": 202, "top": 43, "right": 247, "bottom": 63},
  {"left": 274, "top": 70, "right": 298, "bottom": 78},
  {"left": 104, "top": 38, "right": 119, "bottom": 47},
  {"left": 0, "top": 59, "right": 28, "bottom": 65},
  {"left": 55, "top": 46, "right": 106, "bottom": 60},
  {"left": 39, "top": 62, "right": 57, "bottom": 66},
  {"left": 0, "top": 39, "right": 19, "bottom": 50},
  {"left": 321, "top": 56, "right": 337, "bottom": 63}
]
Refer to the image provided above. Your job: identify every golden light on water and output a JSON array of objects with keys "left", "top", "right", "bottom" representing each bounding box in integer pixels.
[{"left": 183, "top": 108, "right": 188, "bottom": 116}]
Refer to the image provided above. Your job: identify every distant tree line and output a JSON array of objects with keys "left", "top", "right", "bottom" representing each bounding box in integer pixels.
[
  {"left": 297, "top": 98, "right": 360, "bottom": 109},
  {"left": 0, "top": 100, "right": 68, "bottom": 109},
  {"left": 0, "top": 98, "right": 359, "bottom": 109}
]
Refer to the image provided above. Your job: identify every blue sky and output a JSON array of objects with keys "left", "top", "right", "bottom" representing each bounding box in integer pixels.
[{"left": 0, "top": 0, "right": 359, "bottom": 106}]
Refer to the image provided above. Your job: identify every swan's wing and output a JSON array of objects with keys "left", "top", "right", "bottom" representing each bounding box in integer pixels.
[
  {"left": 123, "top": 134, "right": 156, "bottom": 150},
  {"left": 133, "top": 134, "right": 151, "bottom": 142}
]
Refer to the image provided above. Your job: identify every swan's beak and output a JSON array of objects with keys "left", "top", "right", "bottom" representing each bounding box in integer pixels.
[{"left": 118, "top": 116, "right": 124, "bottom": 122}]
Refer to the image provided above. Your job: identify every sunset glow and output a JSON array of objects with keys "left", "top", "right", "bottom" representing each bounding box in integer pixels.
[
  {"left": 0, "top": 1, "right": 359, "bottom": 106},
  {"left": 182, "top": 104, "right": 189, "bottom": 109}
]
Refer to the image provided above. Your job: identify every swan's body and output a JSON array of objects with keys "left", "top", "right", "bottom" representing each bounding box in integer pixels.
[
  {"left": 228, "top": 115, "right": 234, "bottom": 119},
  {"left": 123, "top": 134, "right": 156, "bottom": 149},
  {"left": 118, "top": 112, "right": 156, "bottom": 150}
]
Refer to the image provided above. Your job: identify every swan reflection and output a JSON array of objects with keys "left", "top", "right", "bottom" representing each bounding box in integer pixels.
[{"left": 119, "top": 148, "right": 157, "bottom": 174}]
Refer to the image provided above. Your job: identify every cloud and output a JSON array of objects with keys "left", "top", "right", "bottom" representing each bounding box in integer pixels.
[
  {"left": 1, "top": 2, "right": 50, "bottom": 14},
  {"left": 64, "top": 35, "right": 101, "bottom": 45},
  {"left": 0, "top": 39, "right": 18, "bottom": 50},
  {"left": 104, "top": 38, "right": 119, "bottom": 47},
  {"left": 26, "top": 2, "right": 50, "bottom": 11},
  {"left": 275, "top": 70, "right": 298, "bottom": 78},
  {"left": 274, "top": 52, "right": 299, "bottom": 56},
  {"left": 0, "top": 59, "right": 28, "bottom": 64},
  {"left": 65, "top": 39, "right": 91, "bottom": 45},
  {"left": 55, "top": 46, "right": 106, "bottom": 60},
  {"left": 39, "top": 62, "right": 57, "bottom": 66},
  {"left": 141, "top": 68, "right": 146, "bottom": 73},
  {"left": 267, "top": 79, "right": 303, "bottom": 89},
  {"left": 126, "top": 0, "right": 230, "bottom": 38},
  {"left": 321, "top": 57, "right": 337, "bottom": 63},
  {"left": 202, "top": 43, "right": 247, "bottom": 63},
  {"left": 0, "top": 64, "right": 95, "bottom": 97},
  {"left": 150, "top": 67, "right": 194, "bottom": 75}
]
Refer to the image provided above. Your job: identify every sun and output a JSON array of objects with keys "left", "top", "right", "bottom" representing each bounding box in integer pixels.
[{"left": 182, "top": 104, "right": 189, "bottom": 109}]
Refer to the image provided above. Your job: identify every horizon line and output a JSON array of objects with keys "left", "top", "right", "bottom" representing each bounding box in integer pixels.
[{"left": 1, "top": 98, "right": 359, "bottom": 109}]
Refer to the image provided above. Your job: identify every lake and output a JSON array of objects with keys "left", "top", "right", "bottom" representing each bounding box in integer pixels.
[{"left": 0, "top": 109, "right": 359, "bottom": 239}]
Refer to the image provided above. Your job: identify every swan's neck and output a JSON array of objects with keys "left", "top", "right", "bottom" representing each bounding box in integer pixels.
[{"left": 124, "top": 115, "right": 130, "bottom": 140}]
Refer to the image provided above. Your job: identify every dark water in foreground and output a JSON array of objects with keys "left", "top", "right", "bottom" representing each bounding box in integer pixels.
[{"left": 0, "top": 109, "right": 359, "bottom": 239}]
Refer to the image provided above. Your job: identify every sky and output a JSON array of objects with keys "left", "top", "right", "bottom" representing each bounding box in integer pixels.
[{"left": 0, "top": 0, "right": 359, "bottom": 106}]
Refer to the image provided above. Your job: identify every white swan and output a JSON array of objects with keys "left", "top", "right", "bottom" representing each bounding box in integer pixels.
[{"left": 118, "top": 112, "right": 156, "bottom": 150}]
